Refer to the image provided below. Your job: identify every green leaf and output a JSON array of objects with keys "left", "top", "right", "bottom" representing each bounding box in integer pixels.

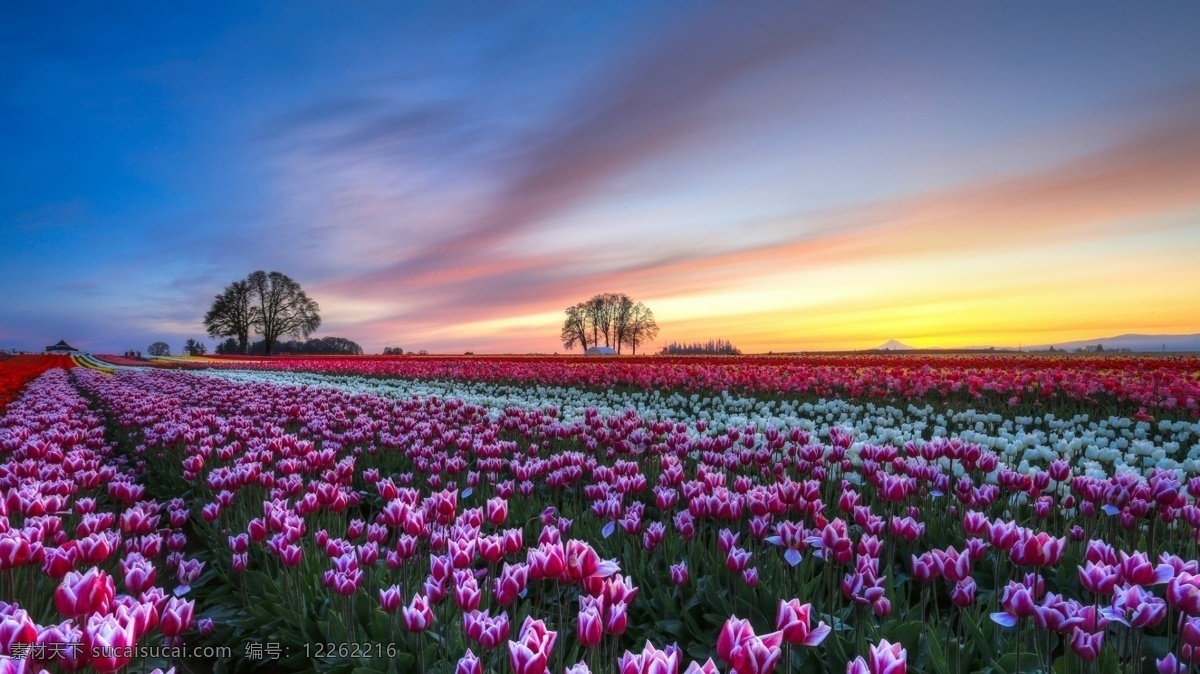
[
  {"left": 881, "top": 620, "right": 922, "bottom": 649},
  {"left": 925, "top": 629, "right": 951, "bottom": 674},
  {"left": 959, "top": 611, "right": 996, "bottom": 668},
  {"left": 1052, "top": 652, "right": 1081, "bottom": 674},
  {"left": 1095, "top": 646, "right": 1119, "bottom": 674},
  {"left": 659, "top": 619, "right": 685, "bottom": 637},
  {"left": 995, "top": 652, "right": 1041, "bottom": 674}
]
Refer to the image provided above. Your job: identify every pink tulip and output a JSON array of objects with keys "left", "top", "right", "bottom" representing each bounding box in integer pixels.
[
  {"left": 507, "top": 617, "right": 556, "bottom": 674},
  {"left": 742, "top": 568, "right": 760, "bottom": 588},
  {"left": 684, "top": 660, "right": 719, "bottom": 674},
  {"left": 121, "top": 554, "right": 157, "bottom": 594},
  {"left": 868, "top": 639, "right": 907, "bottom": 674},
  {"left": 776, "top": 599, "right": 831, "bottom": 647},
  {"left": 577, "top": 599, "right": 603, "bottom": 648},
  {"left": 910, "top": 553, "right": 937, "bottom": 583},
  {"left": 1008, "top": 532, "right": 1065, "bottom": 568},
  {"left": 605, "top": 601, "right": 629, "bottom": 636},
  {"left": 670, "top": 562, "right": 689, "bottom": 586},
  {"left": 717, "top": 617, "right": 783, "bottom": 669},
  {"left": 0, "top": 532, "right": 31, "bottom": 571},
  {"left": 617, "top": 641, "right": 682, "bottom": 674},
  {"left": 1158, "top": 654, "right": 1185, "bottom": 674},
  {"left": 1118, "top": 551, "right": 1175, "bottom": 586},
  {"left": 718, "top": 529, "right": 740, "bottom": 554},
  {"left": 951, "top": 578, "right": 977, "bottom": 607},
  {"left": 565, "top": 540, "right": 620, "bottom": 582},
  {"left": 847, "top": 657, "right": 870, "bottom": 674},
  {"left": 1167, "top": 573, "right": 1200, "bottom": 614},
  {"left": 494, "top": 562, "right": 529, "bottom": 605},
  {"left": 36, "top": 619, "right": 86, "bottom": 670},
  {"left": 83, "top": 613, "right": 138, "bottom": 673},
  {"left": 457, "top": 649, "right": 482, "bottom": 674},
  {"left": 726, "top": 547, "right": 751, "bottom": 572},
  {"left": 41, "top": 547, "right": 75, "bottom": 579},
  {"left": 160, "top": 597, "right": 194, "bottom": 638},
  {"left": 529, "top": 542, "right": 566, "bottom": 581},
  {"left": 487, "top": 497, "right": 509, "bottom": 526},
  {"left": 1070, "top": 628, "right": 1104, "bottom": 661},
  {"left": 55, "top": 568, "right": 115, "bottom": 618},
  {"left": 0, "top": 608, "right": 37, "bottom": 658},
  {"left": 379, "top": 585, "right": 402, "bottom": 612},
  {"left": 465, "top": 610, "right": 511, "bottom": 649},
  {"left": 401, "top": 594, "right": 434, "bottom": 633}
]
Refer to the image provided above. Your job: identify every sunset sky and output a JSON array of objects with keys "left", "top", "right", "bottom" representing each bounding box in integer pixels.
[{"left": 3, "top": 2, "right": 1199, "bottom": 354}]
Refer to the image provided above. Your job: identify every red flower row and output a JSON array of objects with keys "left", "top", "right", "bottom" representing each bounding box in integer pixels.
[{"left": 0, "top": 355, "right": 74, "bottom": 413}]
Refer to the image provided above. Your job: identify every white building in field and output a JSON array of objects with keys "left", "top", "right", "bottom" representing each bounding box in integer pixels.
[{"left": 584, "top": 346, "right": 617, "bottom": 356}]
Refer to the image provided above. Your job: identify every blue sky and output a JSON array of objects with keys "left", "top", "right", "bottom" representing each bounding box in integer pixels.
[{"left": 3, "top": 2, "right": 1199, "bottom": 353}]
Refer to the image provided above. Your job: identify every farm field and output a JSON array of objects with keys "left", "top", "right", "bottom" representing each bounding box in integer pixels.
[{"left": 3, "top": 354, "right": 1200, "bottom": 674}]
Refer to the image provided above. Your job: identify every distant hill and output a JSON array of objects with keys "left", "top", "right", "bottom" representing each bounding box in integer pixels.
[
  {"left": 875, "top": 340, "right": 916, "bottom": 351},
  {"left": 1026, "top": 333, "right": 1200, "bottom": 353},
  {"left": 857, "top": 333, "right": 1200, "bottom": 354}
]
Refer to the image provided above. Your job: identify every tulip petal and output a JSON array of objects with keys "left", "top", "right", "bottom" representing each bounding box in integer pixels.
[
  {"left": 802, "top": 623, "right": 831, "bottom": 647},
  {"left": 1154, "top": 565, "right": 1176, "bottom": 585},
  {"left": 990, "top": 612, "right": 1018, "bottom": 627}
]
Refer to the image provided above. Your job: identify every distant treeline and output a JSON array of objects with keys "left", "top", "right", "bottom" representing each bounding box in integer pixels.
[
  {"left": 215, "top": 336, "right": 363, "bottom": 355},
  {"left": 660, "top": 339, "right": 742, "bottom": 355}
]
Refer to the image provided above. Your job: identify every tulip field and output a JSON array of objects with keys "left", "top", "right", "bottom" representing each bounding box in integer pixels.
[{"left": 2, "top": 355, "right": 1200, "bottom": 674}]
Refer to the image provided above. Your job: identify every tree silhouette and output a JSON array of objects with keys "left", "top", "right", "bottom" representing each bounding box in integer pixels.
[
  {"left": 561, "top": 293, "right": 658, "bottom": 354},
  {"left": 204, "top": 279, "right": 257, "bottom": 354},
  {"left": 246, "top": 271, "right": 321, "bottom": 356}
]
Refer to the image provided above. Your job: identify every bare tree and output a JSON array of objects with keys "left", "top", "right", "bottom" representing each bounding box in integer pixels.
[
  {"left": 561, "top": 293, "right": 657, "bottom": 354},
  {"left": 623, "top": 302, "right": 658, "bottom": 355},
  {"left": 203, "top": 279, "right": 258, "bottom": 354},
  {"left": 246, "top": 271, "right": 321, "bottom": 356},
  {"left": 609, "top": 294, "right": 638, "bottom": 354},
  {"left": 147, "top": 342, "right": 170, "bottom": 357},
  {"left": 560, "top": 303, "right": 591, "bottom": 351},
  {"left": 584, "top": 296, "right": 607, "bottom": 348}
]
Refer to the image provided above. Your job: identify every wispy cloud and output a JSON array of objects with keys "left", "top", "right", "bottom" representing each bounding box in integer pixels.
[
  {"left": 294, "top": 77, "right": 1200, "bottom": 352},
  {"left": 4, "top": 3, "right": 1200, "bottom": 353}
]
